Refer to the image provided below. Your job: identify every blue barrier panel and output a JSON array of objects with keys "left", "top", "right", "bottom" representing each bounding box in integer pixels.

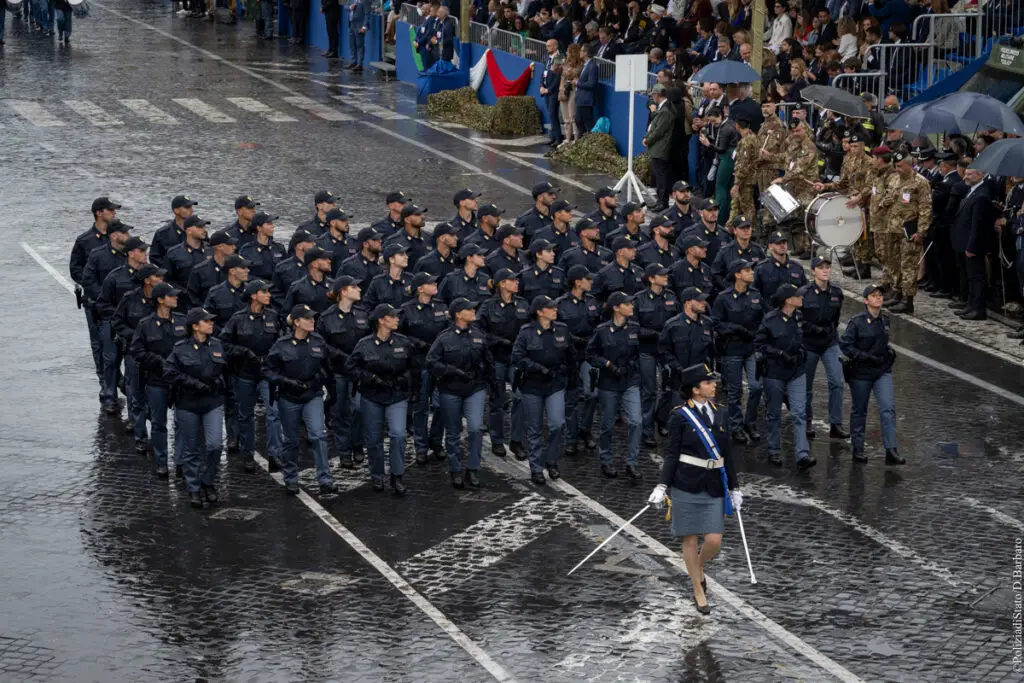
[
  {"left": 307, "top": 3, "right": 328, "bottom": 49},
  {"left": 277, "top": 0, "right": 290, "bottom": 36},
  {"left": 364, "top": 14, "right": 382, "bottom": 63},
  {"left": 395, "top": 20, "right": 419, "bottom": 83}
]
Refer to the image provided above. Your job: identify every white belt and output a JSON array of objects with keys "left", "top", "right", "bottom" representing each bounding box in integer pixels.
[{"left": 679, "top": 454, "right": 724, "bottom": 470}]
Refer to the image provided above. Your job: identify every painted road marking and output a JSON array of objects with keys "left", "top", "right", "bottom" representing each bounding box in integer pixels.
[
  {"left": 172, "top": 98, "right": 237, "bottom": 123},
  {"left": 63, "top": 100, "right": 124, "bottom": 127},
  {"left": 226, "top": 97, "right": 298, "bottom": 122},
  {"left": 120, "top": 99, "right": 180, "bottom": 124},
  {"left": 332, "top": 95, "right": 409, "bottom": 120},
  {"left": 962, "top": 496, "right": 1024, "bottom": 533},
  {"left": 6, "top": 100, "right": 65, "bottom": 127},
  {"left": 281, "top": 95, "right": 353, "bottom": 121}
]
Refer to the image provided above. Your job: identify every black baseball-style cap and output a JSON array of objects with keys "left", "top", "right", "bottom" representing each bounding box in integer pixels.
[
  {"left": 325, "top": 207, "right": 350, "bottom": 223},
  {"left": 184, "top": 215, "right": 211, "bottom": 229},
  {"left": 531, "top": 181, "right": 559, "bottom": 198},
  {"left": 453, "top": 189, "right": 482, "bottom": 204},
  {"left": 449, "top": 297, "right": 478, "bottom": 316},
  {"left": 244, "top": 279, "right": 271, "bottom": 297},
  {"left": 386, "top": 191, "right": 409, "bottom": 205},
  {"left": 185, "top": 307, "right": 216, "bottom": 327},
  {"left": 123, "top": 236, "right": 149, "bottom": 252},
  {"left": 478, "top": 203, "right": 505, "bottom": 218},
  {"left": 251, "top": 212, "right": 278, "bottom": 228},
  {"left": 303, "top": 246, "right": 330, "bottom": 265},
  {"left": 152, "top": 282, "right": 181, "bottom": 300},
  {"left": 607, "top": 291, "right": 633, "bottom": 307},
  {"left": 171, "top": 195, "right": 196, "bottom": 210},
  {"left": 224, "top": 255, "right": 251, "bottom": 271},
  {"left": 92, "top": 197, "right": 122, "bottom": 213},
  {"left": 356, "top": 227, "right": 383, "bottom": 243},
  {"left": 235, "top": 195, "right": 259, "bottom": 210},
  {"left": 314, "top": 191, "right": 337, "bottom": 205},
  {"left": 209, "top": 230, "right": 237, "bottom": 247},
  {"left": 400, "top": 204, "right": 427, "bottom": 219}
]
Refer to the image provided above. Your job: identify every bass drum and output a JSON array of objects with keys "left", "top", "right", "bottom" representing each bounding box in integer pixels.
[
  {"left": 6, "top": 0, "right": 25, "bottom": 11},
  {"left": 806, "top": 193, "right": 864, "bottom": 248}
]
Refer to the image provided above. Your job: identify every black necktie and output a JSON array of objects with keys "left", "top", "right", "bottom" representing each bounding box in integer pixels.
[{"left": 702, "top": 406, "right": 712, "bottom": 426}]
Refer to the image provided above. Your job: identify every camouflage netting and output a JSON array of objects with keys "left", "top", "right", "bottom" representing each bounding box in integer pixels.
[
  {"left": 546, "top": 133, "right": 652, "bottom": 185},
  {"left": 426, "top": 87, "right": 542, "bottom": 136}
]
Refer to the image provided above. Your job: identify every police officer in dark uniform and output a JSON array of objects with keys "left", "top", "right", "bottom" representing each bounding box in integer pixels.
[
  {"left": 754, "top": 283, "right": 814, "bottom": 468},
  {"left": 372, "top": 191, "right": 409, "bottom": 238},
  {"left": 585, "top": 186, "right": 620, "bottom": 237},
  {"left": 840, "top": 284, "right": 904, "bottom": 465},
  {"left": 605, "top": 204, "right": 650, "bottom": 245},
  {"left": 263, "top": 304, "right": 336, "bottom": 496},
  {"left": 272, "top": 229, "right": 316, "bottom": 309},
  {"left": 316, "top": 276, "right": 369, "bottom": 469},
  {"left": 754, "top": 231, "right": 807, "bottom": 304},
  {"left": 534, "top": 199, "right": 579, "bottom": 258},
  {"left": 151, "top": 195, "right": 192, "bottom": 267},
  {"left": 346, "top": 304, "right": 420, "bottom": 495},
  {"left": 299, "top": 190, "right": 337, "bottom": 236},
  {"left": 679, "top": 198, "right": 726, "bottom": 265},
  {"left": 635, "top": 264, "right": 679, "bottom": 447},
  {"left": 225, "top": 195, "right": 260, "bottom": 248},
  {"left": 665, "top": 181, "right": 699, "bottom": 233},
  {"left": 464, "top": 203, "right": 505, "bottom": 253},
  {"left": 512, "top": 295, "right": 576, "bottom": 486},
  {"left": 385, "top": 204, "right": 429, "bottom": 270},
  {"left": 74, "top": 208, "right": 125, "bottom": 395},
  {"left": 593, "top": 237, "right": 645, "bottom": 300},
  {"left": 129, "top": 282, "right": 186, "bottom": 478},
  {"left": 164, "top": 216, "right": 210, "bottom": 307},
  {"left": 477, "top": 268, "right": 530, "bottom": 459},
  {"left": 340, "top": 227, "right": 384, "bottom": 292},
  {"left": 556, "top": 265, "right": 602, "bottom": 457},
  {"left": 451, "top": 188, "right": 481, "bottom": 242},
  {"left": 113, "top": 263, "right": 166, "bottom": 452},
  {"left": 516, "top": 181, "right": 558, "bottom": 246},
  {"left": 221, "top": 279, "right": 283, "bottom": 474},
  {"left": 96, "top": 234, "right": 149, "bottom": 415},
  {"left": 558, "top": 217, "right": 612, "bottom": 273},
  {"left": 438, "top": 243, "right": 492, "bottom": 304},
  {"left": 416, "top": 222, "right": 459, "bottom": 279},
  {"left": 711, "top": 215, "right": 765, "bottom": 293},
  {"left": 239, "top": 212, "right": 285, "bottom": 282},
  {"left": 400, "top": 272, "right": 449, "bottom": 465},
  {"left": 163, "top": 307, "right": 228, "bottom": 509},
  {"left": 671, "top": 235, "right": 714, "bottom": 301},
  {"left": 710, "top": 259, "right": 764, "bottom": 444},
  {"left": 798, "top": 257, "right": 849, "bottom": 441},
  {"left": 364, "top": 242, "right": 412, "bottom": 310},
  {"left": 484, "top": 224, "right": 529, "bottom": 275},
  {"left": 204, "top": 255, "right": 250, "bottom": 333},
  {"left": 187, "top": 230, "right": 237, "bottom": 310},
  {"left": 316, "top": 207, "right": 356, "bottom": 275},
  {"left": 636, "top": 213, "right": 676, "bottom": 270},
  {"left": 284, "top": 246, "right": 332, "bottom": 314},
  {"left": 520, "top": 239, "right": 565, "bottom": 302},
  {"left": 587, "top": 291, "right": 643, "bottom": 480},
  {"left": 427, "top": 297, "right": 494, "bottom": 488},
  {"left": 658, "top": 287, "right": 715, "bottom": 410}
]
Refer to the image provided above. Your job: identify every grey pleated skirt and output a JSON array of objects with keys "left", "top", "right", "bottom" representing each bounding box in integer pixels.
[{"left": 670, "top": 488, "right": 725, "bottom": 537}]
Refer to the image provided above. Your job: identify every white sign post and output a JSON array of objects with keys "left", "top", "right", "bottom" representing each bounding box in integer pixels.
[{"left": 612, "top": 54, "right": 651, "bottom": 203}]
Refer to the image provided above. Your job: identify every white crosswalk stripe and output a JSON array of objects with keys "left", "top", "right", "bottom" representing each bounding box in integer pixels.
[
  {"left": 282, "top": 95, "right": 353, "bottom": 121},
  {"left": 171, "top": 98, "right": 236, "bottom": 123},
  {"left": 6, "top": 100, "right": 65, "bottom": 127},
  {"left": 331, "top": 95, "right": 409, "bottom": 120},
  {"left": 63, "top": 100, "right": 124, "bottom": 127},
  {"left": 226, "top": 97, "right": 298, "bottom": 122},
  {"left": 120, "top": 99, "right": 180, "bottom": 124}
]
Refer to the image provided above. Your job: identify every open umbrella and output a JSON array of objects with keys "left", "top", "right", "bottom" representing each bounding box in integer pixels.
[
  {"left": 969, "top": 138, "right": 1024, "bottom": 177},
  {"left": 691, "top": 60, "right": 761, "bottom": 84},
  {"left": 800, "top": 85, "right": 869, "bottom": 118},
  {"left": 886, "top": 101, "right": 963, "bottom": 135},
  {"left": 928, "top": 92, "right": 1024, "bottom": 135}
]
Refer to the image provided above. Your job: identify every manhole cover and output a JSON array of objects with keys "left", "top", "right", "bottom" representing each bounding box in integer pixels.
[
  {"left": 209, "top": 508, "right": 263, "bottom": 521},
  {"left": 280, "top": 572, "right": 355, "bottom": 596}
]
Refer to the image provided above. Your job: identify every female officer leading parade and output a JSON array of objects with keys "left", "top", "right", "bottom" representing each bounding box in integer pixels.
[
  {"left": 163, "top": 307, "right": 228, "bottom": 509},
  {"left": 648, "top": 364, "right": 742, "bottom": 615}
]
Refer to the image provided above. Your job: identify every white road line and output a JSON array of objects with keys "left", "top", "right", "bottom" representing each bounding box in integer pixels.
[
  {"left": 251, "top": 452, "right": 518, "bottom": 683},
  {"left": 21, "top": 243, "right": 76, "bottom": 294},
  {"left": 962, "top": 496, "right": 1024, "bottom": 533},
  {"left": 282, "top": 95, "right": 354, "bottom": 121},
  {"left": 396, "top": 495, "right": 576, "bottom": 595},
  {"left": 63, "top": 100, "right": 124, "bottom": 127},
  {"left": 332, "top": 95, "right": 409, "bottom": 120},
  {"left": 6, "top": 100, "right": 65, "bottom": 127},
  {"left": 119, "top": 99, "right": 180, "bottom": 124},
  {"left": 172, "top": 98, "right": 236, "bottom": 123},
  {"left": 743, "top": 481, "right": 965, "bottom": 590},
  {"left": 226, "top": 97, "right": 298, "bottom": 122}
]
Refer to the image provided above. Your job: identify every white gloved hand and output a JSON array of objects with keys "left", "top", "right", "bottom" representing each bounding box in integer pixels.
[
  {"left": 648, "top": 484, "right": 667, "bottom": 509},
  {"left": 730, "top": 489, "right": 743, "bottom": 512}
]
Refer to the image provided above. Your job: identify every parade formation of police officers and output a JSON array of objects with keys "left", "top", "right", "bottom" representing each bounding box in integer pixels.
[{"left": 69, "top": 176, "right": 905, "bottom": 512}]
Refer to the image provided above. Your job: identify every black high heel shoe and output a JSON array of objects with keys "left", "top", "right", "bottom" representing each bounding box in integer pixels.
[{"left": 692, "top": 595, "right": 711, "bottom": 615}]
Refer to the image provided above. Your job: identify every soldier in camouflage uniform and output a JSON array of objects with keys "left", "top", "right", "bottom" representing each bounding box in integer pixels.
[
  {"left": 730, "top": 117, "right": 761, "bottom": 224},
  {"left": 816, "top": 131, "right": 875, "bottom": 279},
  {"left": 754, "top": 100, "right": 787, "bottom": 235},
  {"left": 851, "top": 147, "right": 897, "bottom": 292},
  {"left": 767, "top": 118, "right": 818, "bottom": 258},
  {"left": 882, "top": 149, "right": 932, "bottom": 315}
]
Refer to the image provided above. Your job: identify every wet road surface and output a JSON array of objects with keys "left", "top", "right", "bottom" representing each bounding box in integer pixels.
[{"left": 1, "top": 3, "right": 1023, "bottom": 681}]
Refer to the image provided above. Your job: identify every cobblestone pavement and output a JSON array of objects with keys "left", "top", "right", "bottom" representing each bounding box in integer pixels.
[{"left": 1, "top": 3, "right": 1023, "bottom": 681}]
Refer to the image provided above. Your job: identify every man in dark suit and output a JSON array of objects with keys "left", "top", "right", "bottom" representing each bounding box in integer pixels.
[
  {"left": 541, "top": 48, "right": 564, "bottom": 147},
  {"left": 551, "top": 5, "right": 573, "bottom": 51},
  {"left": 432, "top": 5, "right": 457, "bottom": 63},
  {"left": 951, "top": 168, "right": 995, "bottom": 320},
  {"left": 924, "top": 150, "right": 963, "bottom": 298},
  {"left": 593, "top": 27, "right": 619, "bottom": 60},
  {"left": 816, "top": 7, "right": 838, "bottom": 48},
  {"left": 575, "top": 44, "right": 599, "bottom": 136}
]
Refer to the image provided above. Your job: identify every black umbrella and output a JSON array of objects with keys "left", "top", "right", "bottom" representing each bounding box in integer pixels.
[
  {"left": 969, "top": 138, "right": 1024, "bottom": 177},
  {"left": 800, "top": 85, "right": 869, "bottom": 119}
]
